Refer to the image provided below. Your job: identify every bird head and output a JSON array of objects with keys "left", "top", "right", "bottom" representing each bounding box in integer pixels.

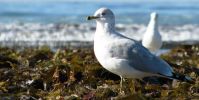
[
  {"left": 87, "top": 7, "right": 115, "bottom": 24},
  {"left": 151, "top": 12, "right": 158, "bottom": 20}
]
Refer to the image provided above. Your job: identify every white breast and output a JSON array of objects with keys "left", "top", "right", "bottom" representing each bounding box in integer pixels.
[
  {"left": 94, "top": 34, "right": 155, "bottom": 79},
  {"left": 142, "top": 31, "right": 162, "bottom": 52}
]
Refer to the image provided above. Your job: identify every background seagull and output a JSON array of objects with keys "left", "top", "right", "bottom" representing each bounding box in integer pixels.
[
  {"left": 87, "top": 8, "right": 194, "bottom": 92},
  {"left": 142, "top": 12, "right": 162, "bottom": 53}
]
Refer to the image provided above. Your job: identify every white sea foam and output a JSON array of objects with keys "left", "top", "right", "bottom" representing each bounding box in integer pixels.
[
  {"left": 0, "top": 23, "right": 94, "bottom": 42},
  {"left": 0, "top": 22, "right": 198, "bottom": 47}
]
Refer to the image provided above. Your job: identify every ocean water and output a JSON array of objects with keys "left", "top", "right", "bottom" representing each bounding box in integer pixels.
[
  {"left": 1, "top": 0, "right": 199, "bottom": 25},
  {"left": 0, "top": 0, "right": 199, "bottom": 47}
]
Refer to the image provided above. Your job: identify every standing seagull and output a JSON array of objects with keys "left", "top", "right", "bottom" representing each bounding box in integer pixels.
[
  {"left": 142, "top": 12, "right": 162, "bottom": 53},
  {"left": 87, "top": 8, "right": 194, "bottom": 91}
]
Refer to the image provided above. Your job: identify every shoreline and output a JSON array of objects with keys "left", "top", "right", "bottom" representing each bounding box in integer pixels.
[{"left": 0, "top": 40, "right": 198, "bottom": 49}]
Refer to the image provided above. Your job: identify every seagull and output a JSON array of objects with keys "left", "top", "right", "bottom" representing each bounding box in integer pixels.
[
  {"left": 142, "top": 12, "right": 162, "bottom": 53},
  {"left": 87, "top": 7, "right": 194, "bottom": 92}
]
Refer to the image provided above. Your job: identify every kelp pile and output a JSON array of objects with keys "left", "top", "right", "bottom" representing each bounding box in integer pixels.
[{"left": 0, "top": 45, "right": 198, "bottom": 99}]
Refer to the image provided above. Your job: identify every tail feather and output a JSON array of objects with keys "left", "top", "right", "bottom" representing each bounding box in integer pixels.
[
  {"left": 171, "top": 72, "right": 195, "bottom": 84},
  {"left": 158, "top": 72, "right": 195, "bottom": 84}
]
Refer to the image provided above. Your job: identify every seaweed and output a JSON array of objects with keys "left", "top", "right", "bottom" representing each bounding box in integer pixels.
[{"left": 0, "top": 45, "right": 198, "bottom": 99}]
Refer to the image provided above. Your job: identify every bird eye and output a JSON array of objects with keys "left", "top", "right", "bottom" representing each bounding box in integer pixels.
[{"left": 102, "top": 13, "right": 106, "bottom": 16}]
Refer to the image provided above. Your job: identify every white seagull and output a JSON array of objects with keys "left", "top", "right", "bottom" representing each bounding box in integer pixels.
[
  {"left": 142, "top": 12, "right": 162, "bottom": 53},
  {"left": 87, "top": 8, "right": 194, "bottom": 91}
]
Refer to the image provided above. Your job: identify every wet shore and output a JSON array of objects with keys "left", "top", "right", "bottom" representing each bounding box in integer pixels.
[{"left": 0, "top": 40, "right": 199, "bottom": 50}]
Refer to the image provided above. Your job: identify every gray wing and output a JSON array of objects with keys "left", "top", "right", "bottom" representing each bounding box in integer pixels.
[{"left": 110, "top": 39, "right": 173, "bottom": 77}]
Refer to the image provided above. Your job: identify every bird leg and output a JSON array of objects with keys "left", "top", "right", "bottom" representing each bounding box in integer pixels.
[
  {"left": 120, "top": 76, "right": 125, "bottom": 94},
  {"left": 120, "top": 76, "right": 136, "bottom": 94},
  {"left": 130, "top": 80, "right": 136, "bottom": 94}
]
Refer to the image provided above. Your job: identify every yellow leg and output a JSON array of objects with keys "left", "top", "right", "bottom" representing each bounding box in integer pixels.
[
  {"left": 131, "top": 80, "right": 136, "bottom": 94},
  {"left": 120, "top": 76, "right": 125, "bottom": 94}
]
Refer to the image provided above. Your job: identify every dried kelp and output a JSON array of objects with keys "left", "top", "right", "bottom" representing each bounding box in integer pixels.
[{"left": 0, "top": 45, "right": 198, "bottom": 99}]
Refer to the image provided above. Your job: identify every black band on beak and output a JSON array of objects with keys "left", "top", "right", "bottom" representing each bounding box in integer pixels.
[{"left": 87, "top": 16, "right": 99, "bottom": 20}]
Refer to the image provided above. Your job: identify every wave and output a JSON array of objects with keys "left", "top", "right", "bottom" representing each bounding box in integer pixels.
[{"left": 0, "top": 22, "right": 198, "bottom": 47}]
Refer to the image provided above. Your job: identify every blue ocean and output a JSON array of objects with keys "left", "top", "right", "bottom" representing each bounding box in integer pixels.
[
  {"left": 0, "top": 0, "right": 199, "bottom": 25},
  {"left": 0, "top": 0, "right": 199, "bottom": 48}
]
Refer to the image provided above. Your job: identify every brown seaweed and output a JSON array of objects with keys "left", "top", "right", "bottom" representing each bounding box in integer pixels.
[{"left": 0, "top": 45, "right": 198, "bottom": 99}]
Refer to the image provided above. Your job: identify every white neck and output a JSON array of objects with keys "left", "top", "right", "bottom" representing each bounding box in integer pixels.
[
  {"left": 147, "top": 18, "right": 158, "bottom": 33},
  {"left": 96, "top": 21, "right": 115, "bottom": 35}
]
